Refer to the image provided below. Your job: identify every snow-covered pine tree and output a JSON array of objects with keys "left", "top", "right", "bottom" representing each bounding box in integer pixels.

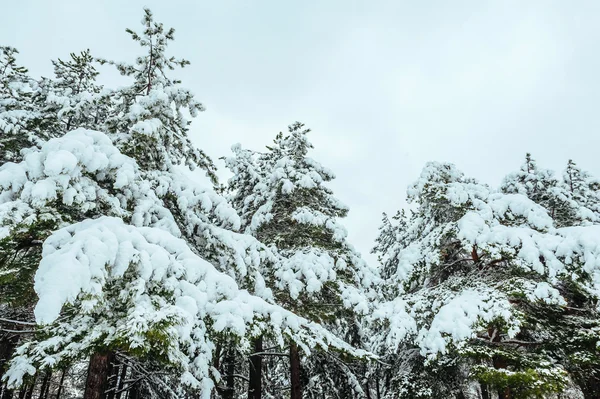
[
  {"left": 98, "top": 8, "right": 215, "bottom": 179},
  {"left": 372, "top": 161, "right": 600, "bottom": 399},
  {"left": 500, "top": 153, "right": 586, "bottom": 227},
  {"left": 0, "top": 46, "right": 55, "bottom": 399},
  {"left": 225, "top": 122, "right": 376, "bottom": 398},
  {"left": 45, "top": 49, "right": 109, "bottom": 133},
  {"left": 1, "top": 11, "right": 370, "bottom": 399},
  {"left": 372, "top": 210, "right": 410, "bottom": 282},
  {"left": 561, "top": 159, "right": 600, "bottom": 223},
  {"left": 0, "top": 46, "right": 53, "bottom": 164}
]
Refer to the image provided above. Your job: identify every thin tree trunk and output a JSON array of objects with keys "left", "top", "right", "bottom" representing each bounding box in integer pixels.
[
  {"left": 1, "top": 383, "right": 14, "bottom": 399},
  {"left": 0, "top": 333, "right": 18, "bottom": 392},
  {"left": 114, "top": 364, "right": 128, "bottom": 399},
  {"left": 23, "top": 377, "right": 35, "bottom": 399},
  {"left": 55, "top": 369, "right": 67, "bottom": 399},
  {"left": 247, "top": 336, "right": 262, "bottom": 399},
  {"left": 38, "top": 370, "right": 51, "bottom": 399},
  {"left": 43, "top": 376, "right": 52, "bottom": 399},
  {"left": 128, "top": 384, "right": 139, "bottom": 399},
  {"left": 105, "top": 356, "right": 119, "bottom": 399},
  {"left": 84, "top": 351, "right": 114, "bottom": 399},
  {"left": 290, "top": 343, "right": 302, "bottom": 399},
  {"left": 223, "top": 349, "right": 235, "bottom": 399}
]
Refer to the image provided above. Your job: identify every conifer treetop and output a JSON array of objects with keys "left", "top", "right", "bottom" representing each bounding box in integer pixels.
[{"left": 99, "top": 8, "right": 214, "bottom": 178}]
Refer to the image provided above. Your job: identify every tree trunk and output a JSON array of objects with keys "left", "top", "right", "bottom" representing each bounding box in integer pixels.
[
  {"left": 0, "top": 333, "right": 18, "bottom": 392},
  {"left": 23, "top": 377, "right": 35, "bottom": 399},
  {"left": 290, "top": 343, "right": 302, "bottom": 399},
  {"left": 1, "top": 383, "right": 14, "bottom": 399},
  {"left": 84, "top": 351, "right": 114, "bottom": 399},
  {"left": 39, "top": 370, "right": 51, "bottom": 399},
  {"left": 55, "top": 369, "right": 67, "bottom": 399},
  {"left": 247, "top": 336, "right": 262, "bottom": 399},
  {"left": 223, "top": 348, "right": 235, "bottom": 399},
  {"left": 128, "top": 384, "right": 139, "bottom": 399},
  {"left": 105, "top": 356, "right": 119, "bottom": 399},
  {"left": 114, "top": 364, "right": 128, "bottom": 399}
]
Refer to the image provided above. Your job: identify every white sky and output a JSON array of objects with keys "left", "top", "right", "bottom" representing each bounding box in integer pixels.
[{"left": 3, "top": 0, "right": 600, "bottom": 264}]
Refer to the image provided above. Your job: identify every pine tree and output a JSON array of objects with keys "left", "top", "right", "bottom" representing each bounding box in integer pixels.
[
  {"left": 500, "top": 153, "right": 580, "bottom": 227},
  {"left": 225, "top": 122, "right": 376, "bottom": 398},
  {"left": 0, "top": 12, "right": 369, "bottom": 399},
  {"left": 0, "top": 47, "right": 49, "bottom": 163},
  {"left": 372, "top": 161, "right": 600, "bottom": 398},
  {"left": 561, "top": 159, "right": 600, "bottom": 223},
  {"left": 0, "top": 46, "right": 56, "bottom": 399},
  {"left": 46, "top": 49, "right": 108, "bottom": 132},
  {"left": 372, "top": 210, "right": 410, "bottom": 282},
  {"left": 98, "top": 8, "right": 215, "bottom": 179}
]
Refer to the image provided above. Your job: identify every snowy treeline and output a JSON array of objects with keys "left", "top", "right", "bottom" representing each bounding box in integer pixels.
[{"left": 1, "top": 10, "right": 600, "bottom": 399}]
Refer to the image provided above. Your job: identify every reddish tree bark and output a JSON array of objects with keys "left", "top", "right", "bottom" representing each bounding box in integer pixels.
[
  {"left": 83, "top": 352, "right": 114, "bottom": 399},
  {"left": 290, "top": 343, "right": 302, "bottom": 399}
]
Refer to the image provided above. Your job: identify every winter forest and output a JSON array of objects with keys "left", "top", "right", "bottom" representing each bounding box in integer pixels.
[{"left": 1, "top": 8, "right": 600, "bottom": 399}]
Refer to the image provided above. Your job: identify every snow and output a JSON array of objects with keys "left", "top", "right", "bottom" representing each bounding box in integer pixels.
[
  {"left": 372, "top": 159, "right": 600, "bottom": 366},
  {"left": 0, "top": 128, "right": 181, "bottom": 237},
  {"left": 7, "top": 216, "right": 372, "bottom": 390},
  {"left": 416, "top": 289, "right": 517, "bottom": 358}
]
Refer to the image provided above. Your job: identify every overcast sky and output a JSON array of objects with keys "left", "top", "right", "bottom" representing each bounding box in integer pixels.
[{"left": 3, "top": 0, "right": 600, "bottom": 264}]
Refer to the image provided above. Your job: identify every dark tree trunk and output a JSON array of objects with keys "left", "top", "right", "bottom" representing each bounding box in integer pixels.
[
  {"left": 84, "top": 351, "right": 114, "bottom": 399},
  {"left": 128, "top": 384, "right": 139, "bottom": 399},
  {"left": 384, "top": 369, "right": 390, "bottom": 394},
  {"left": 1, "top": 383, "right": 14, "bottom": 399},
  {"left": 290, "top": 343, "right": 302, "bottom": 399},
  {"left": 23, "top": 377, "right": 35, "bottom": 399},
  {"left": 38, "top": 370, "right": 51, "bottom": 399},
  {"left": 55, "top": 369, "right": 67, "bottom": 399},
  {"left": 223, "top": 349, "right": 235, "bottom": 399},
  {"left": 247, "top": 336, "right": 262, "bottom": 399},
  {"left": 213, "top": 343, "right": 222, "bottom": 371},
  {"left": 0, "top": 333, "right": 18, "bottom": 383}
]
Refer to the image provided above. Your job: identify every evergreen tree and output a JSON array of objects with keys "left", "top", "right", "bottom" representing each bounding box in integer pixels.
[
  {"left": 0, "top": 12, "right": 368, "bottom": 399},
  {"left": 46, "top": 49, "right": 108, "bottom": 133},
  {"left": 225, "top": 122, "right": 376, "bottom": 398},
  {"left": 372, "top": 161, "right": 600, "bottom": 398},
  {"left": 98, "top": 8, "right": 215, "bottom": 179},
  {"left": 500, "top": 153, "right": 580, "bottom": 227},
  {"left": 561, "top": 159, "right": 600, "bottom": 222},
  {"left": 0, "top": 46, "right": 49, "bottom": 163}
]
